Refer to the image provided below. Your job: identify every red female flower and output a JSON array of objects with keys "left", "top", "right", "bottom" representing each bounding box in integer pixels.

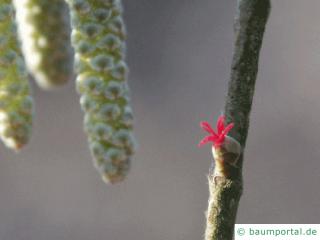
[{"left": 198, "top": 115, "right": 234, "bottom": 148}]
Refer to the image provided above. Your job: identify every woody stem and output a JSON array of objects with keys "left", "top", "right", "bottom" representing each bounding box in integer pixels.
[{"left": 204, "top": 1, "right": 271, "bottom": 240}]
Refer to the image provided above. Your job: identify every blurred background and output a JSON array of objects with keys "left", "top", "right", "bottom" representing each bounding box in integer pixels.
[{"left": 1, "top": 0, "right": 320, "bottom": 239}]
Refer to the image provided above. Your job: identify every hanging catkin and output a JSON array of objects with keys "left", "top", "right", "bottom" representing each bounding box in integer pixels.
[
  {"left": 66, "top": 0, "right": 136, "bottom": 184},
  {"left": 13, "top": 0, "right": 73, "bottom": 89},
  {"left": 0, "top": 0, "right": 34, "bottom": 150}
]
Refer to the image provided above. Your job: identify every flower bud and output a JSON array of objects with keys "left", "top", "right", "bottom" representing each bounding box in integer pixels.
[
  {"left": 199, "top": 115, "right": 242, "bottom": 177},
  {"left": 212, "top": 136, "right": 241, "bottom": 166}
]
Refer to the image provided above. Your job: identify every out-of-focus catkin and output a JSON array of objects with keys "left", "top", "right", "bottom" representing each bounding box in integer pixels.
[
  {"left": 0, "top": 0, "right": 33, "bottom": 150},
  {"left": 66, "top": 0, "right": 137, "bottom": 184},
  {"left": 13, "top": 0, "right": 73, "bottom": 89}
]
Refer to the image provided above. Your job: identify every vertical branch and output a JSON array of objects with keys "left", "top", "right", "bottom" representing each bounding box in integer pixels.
[{"left": 205, "top": 1, "right": 271, "bottom": 240}]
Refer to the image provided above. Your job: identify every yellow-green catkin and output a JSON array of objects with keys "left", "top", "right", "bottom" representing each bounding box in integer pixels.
[
  {"left": 66, "top": 0, "right": 137, "bottom": 184},
  {"left": 13, "top": 0, "right": 73, "bottom": 89},
  {"left": 0, "top": 0, "right": 33, "bottom": 150}
]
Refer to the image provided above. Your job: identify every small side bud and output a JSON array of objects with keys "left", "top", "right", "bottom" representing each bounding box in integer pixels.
[
  {"left": 98, "top": 148, "right": 130, "bottom": 184},
  {"left": 98, "top": 103, "right": 121, "bottom": 120},
  {"left": 89, "top": 54, "right": 113, "bottom": 72},
  {"left": 93, "top": 8, "right": 111, "bottom": 22},
  {"left": 81, "top": 23, "right": 102, "bottom": 38},
  {"left": 104, "top": 81, "right": 123, "bottom": 100}
]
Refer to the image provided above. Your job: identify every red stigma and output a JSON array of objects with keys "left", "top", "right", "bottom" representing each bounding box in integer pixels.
[{"left": 198, "top": 115, "right": 234, "bottom": 148}]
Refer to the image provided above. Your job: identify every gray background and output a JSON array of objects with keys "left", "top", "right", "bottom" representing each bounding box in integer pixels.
[{"left": 1, "top": 0, "right": 320, "bottom": 239}]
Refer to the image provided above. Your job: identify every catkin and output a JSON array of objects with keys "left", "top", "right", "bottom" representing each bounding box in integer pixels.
[
  {"left": 0, "top": 0, "right": 33, "bottom": 150},
  {"left": 66, "top": 0, "right": 136, "bottom": 184},
  {"left": 13, "top": 0, "right": 73, "bottom": 89}
]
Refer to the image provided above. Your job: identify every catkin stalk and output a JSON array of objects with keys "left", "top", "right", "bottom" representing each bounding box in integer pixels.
[
  {"left": 66, "top": 0, "right": 136, "bottom": 184},
  {"left": 0, "top": 0, "right": 34, "bottom": 150},
  {"left": 13, "top": 0, "right": 73, "bottom": 89}
]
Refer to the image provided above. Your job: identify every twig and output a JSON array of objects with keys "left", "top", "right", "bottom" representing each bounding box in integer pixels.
[{"left": 204, "top": 1, "right": 271, "bottom": 239}]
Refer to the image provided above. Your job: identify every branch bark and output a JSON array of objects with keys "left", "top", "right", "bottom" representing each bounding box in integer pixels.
[{"left": 205, "top": 1, "right": 271, "bottom": 240}]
